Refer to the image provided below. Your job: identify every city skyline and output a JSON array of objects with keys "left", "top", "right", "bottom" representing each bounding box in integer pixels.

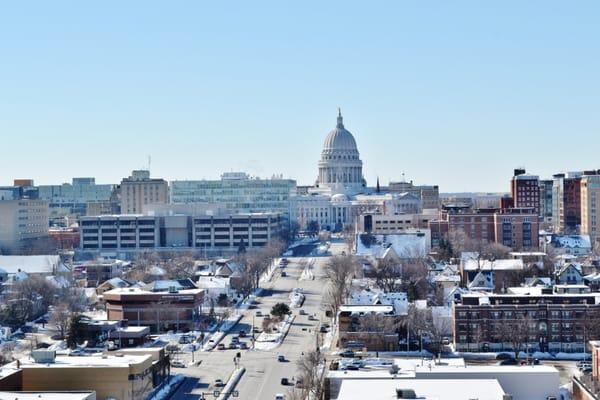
[{"left": 2, "top": 1, "right": 600, "bottom": 191}]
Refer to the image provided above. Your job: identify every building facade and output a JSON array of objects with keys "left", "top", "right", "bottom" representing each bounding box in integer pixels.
[
  {"left": 120, "top": 170, "right": 168, "bottom": 214},
  {"left": 170, "top": 172, "right": 296, "bottom": 215},
  {"left": 553, "top": 172, "right": 583, "bottom": 234},
  {"left": 454, "top": 293, "right": 600, "bottom": 353},
  {"left": 79, "top": 212, "right": 282, "bottom": 256},
  {"left": 511, "top": 169, "right": 540, "bottom": 216},
  {"left": 581, "top": 172, "right": 600, "bottom": 246},
  {"left": 0, "top": 199, "right": 49, "bottom": 252},
  {"left": 37, "top": 178, "right": 114, "bottom": 218},
  {"left": 388, "top": 181, "right": 440, "bottom": 210}
]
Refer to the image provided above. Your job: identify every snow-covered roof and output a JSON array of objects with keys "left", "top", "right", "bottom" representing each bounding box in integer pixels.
[
  {"left": 550, "top": 234, "right": 592, "bottom": 249},
  {"left": 349, "top": 290, "right": 408, "bottom": 315},
  {"left": 468, "top": 270, "right": 495, "bottom": 291},
  {"left": 356, "top": 232, "right": 429, "bottom": 259},
  {"left": 144, "top": 278, "right": 196, "bottom": 292},
  {"left": 0, "top": 255, "right": 62, "bottom": 275},
  {"left": 339, "top": 304, "right": 394, "bottom": 315},
  {"left": 463, "top": 258, "right": 524, "bottom": 271}
]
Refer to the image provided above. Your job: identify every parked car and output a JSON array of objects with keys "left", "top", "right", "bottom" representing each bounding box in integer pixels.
[
  {"left": 239, "top": 342, "right": 248, "bottom": 350},
  {"left": 308, "top": 315, "right": 316, "bottom": 321},
  {"left": 500, "top": 358, "right": 519, "bottom": 366},
  {"left": 231, "top": 337, "right": 239, "bottom": 344},
  {"left": 280, "top": 377, "right": 289, "bottom": 385},
  {"left": 299, "top": 309, "right": 307, "bottom": 315},
  {"left": 228, "top": 342, "right": 237, "bottom": 349},
  {"left": 214, "top": 379, "right": 224, "bottom": 387},
  {"left": 339, "top": 350, "right": 355, "bottom": 358},
  {"left": 238, "top": 330, "right": 247, "bottom": 338},
  {"left": 171, "top": 360, "right": 186, "bottom": 368},
  {"left": 256, "top": 311, "right": 263, "bottom": 317},
  {"left": 217, "top": 343, "right": 226, "bottom": 350}
]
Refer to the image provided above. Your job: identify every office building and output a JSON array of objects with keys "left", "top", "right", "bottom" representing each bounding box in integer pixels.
[
  {"left": 79, "top": 212, "right": 282, "bottom": 257},
  {"left": 170, "top": 172, "right": 296, "bottom": 215},
  {"left": 119, "top": 170, "right": 168, "bottom": 214},
  {"left": 539, "top": 179, "right": 554, "bottom": 227},
  {"left": 37, "top": 178, "right": 115, "bottom": 218},
  {"left": 581, "top": 172, "right": 600, "bottom": 245},
  {"left": 0, "top": 199, "right": 49, "bottom": 252},
  {"left": 388, "top": 180, "right": 440, "bottom": 210}
]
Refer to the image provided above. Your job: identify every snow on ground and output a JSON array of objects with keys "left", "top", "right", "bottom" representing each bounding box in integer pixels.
[
  {"left": 148, "top": 374, "right": 185, "bottom": 400},
  {"left": 254, "top": 315, "right": 295, "bottom": 351}
]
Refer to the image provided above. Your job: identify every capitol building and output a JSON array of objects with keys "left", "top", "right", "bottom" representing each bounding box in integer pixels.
[{"left": 290, "top": 110, "right": 422, "bottom": 231}]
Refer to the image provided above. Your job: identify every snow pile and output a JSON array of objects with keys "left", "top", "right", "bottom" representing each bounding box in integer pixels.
[
  {"left": 149, "top": 374, "right": 184, "bottom": 400},
  {"left": 254, "top": 315, "right": 295, "bottom": 351}
]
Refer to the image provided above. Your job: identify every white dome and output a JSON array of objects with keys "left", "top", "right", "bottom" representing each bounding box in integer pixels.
[{"left": 322, "top": 112, "right": 359, "bottom": 154}]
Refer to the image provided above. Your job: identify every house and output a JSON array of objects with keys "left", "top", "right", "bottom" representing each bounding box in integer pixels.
[
  {"left": 461, "top": 257, "right": 525, "bottom": 292},
  {"left": 555, "top": 263, "right": 584, "bottom": 285},
  {"left": 549, "top": 234, "right": 592, "bottom": 256},
  {"left": 468, "top": 270, "right": 495, "bottom": 292}
]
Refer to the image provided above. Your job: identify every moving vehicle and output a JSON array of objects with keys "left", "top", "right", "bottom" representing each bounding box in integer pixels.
[
  {"left": 275, "top": 394, "right": 286, "bottom": 400},
  {"left": 280, "top": 377, "right": 289, "bottom": 385},
  {"left": 231, "top": 337, "right": 239, "bottom": 344},
  {"left": 499, "top": 358, "right": 519, "bottom": 366},
  {"left": 278, "top": 355, "right": 285, "bottom": 362},
  {"left": 217, "top": 343, "right": 226, "bottom": 350},
  {"left": 281, "top": 271, "right": 287, "bottom": 277},
  {"left": 170, "top": 360, "right": 186, "bottom": 368},
  {"left": 339, "top": 350, "right": 355, "bottom": 358},
  {"left": 214, "top": 379, "right": 224, "bottom": 387},
  {"left": 256, "top": 311, "right": 263, "bottom": 317},
  {"left": 299, "top": 309, "right": 307, "bottom": 315}
]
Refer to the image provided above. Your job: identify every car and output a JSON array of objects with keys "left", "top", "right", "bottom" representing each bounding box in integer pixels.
[
  {"left": 278, "top": 355, "right": 285, "bottom": 362},
  {"left": 319, "top": 326, "right": 328, "bottom": 333},
  {"left": 256, "top": 311, "right": 263, "bottom": 317},
  {"left": 280, "top": 377, "right": 289, "bottom": 385},
  {"left": 231, "top": 337, "right": 239, "bottom": 344},
  {"left": 308, "top": 315, "right": 317, "bottom": 321},
  {"left": 238, "top": 330, "right": 247, "bottom": 338},
  {"left": 214, "top": 379, "right": 224, "bottom": 387},
  {"left": 239, "top": 342, "right": 248, "bottom": 349},
  {"left": 500, "top": 358, "right": 519, "bottom": 366},
  {"left": 496, "top": 353, "right": 514, "bottom": 360},
  {"left": 339, "top": 350, "right": 355, "bottom": 358},
  {"left": 582, "top": 366, "right": 593, "bottom": 374},
  {"left": 253, "top": 327, "right": 261, "bottom": 333},
  {"left": 345, "top": 364, "right": 360, "bottom": 371},
  {"left": 171, "top": 360, "right": 186, "bottom": 368},
  {"left": 275, "top": 394, "right": 286, "bottom": 400},
  {"left": 281, "top": 271, "right": 287, "bottom": 277},
  {"left": 299, "top": 309, "right": 307, "bottom": 315},
  {"left": 217, "top": 343, "right": 226, "bottom": 350},
  {"left": 228, "top": 342, "right": 237, "bottom": 349}
]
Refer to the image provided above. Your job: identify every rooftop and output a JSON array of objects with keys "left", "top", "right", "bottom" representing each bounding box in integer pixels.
[{"left": 0, "top": 392, "right": 95, "bottom": 400}]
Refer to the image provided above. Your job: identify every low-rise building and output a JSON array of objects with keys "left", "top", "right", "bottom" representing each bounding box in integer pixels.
[
  {"left": 454, "top": 292, "right": 600, "bottom": 353},
  {"left": 103, "top": 286, "right": 204, "bottom": 332}
]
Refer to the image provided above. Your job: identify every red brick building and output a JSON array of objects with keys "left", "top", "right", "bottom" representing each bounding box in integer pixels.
[
  {"left": 104, "top": 287, "right": 205, "bottom": 333},
  {"left": 511, "top": 169, "right": 540, "bottom": 215}
]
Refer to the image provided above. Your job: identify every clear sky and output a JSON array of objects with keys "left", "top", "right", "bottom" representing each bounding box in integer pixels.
[{"left": 1, "top": 1, "right": 599, "bottom": 192}]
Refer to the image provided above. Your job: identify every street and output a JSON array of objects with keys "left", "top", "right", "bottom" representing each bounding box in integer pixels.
[{"left": 169, "top": 241, "right": 346, "bottom": 400}]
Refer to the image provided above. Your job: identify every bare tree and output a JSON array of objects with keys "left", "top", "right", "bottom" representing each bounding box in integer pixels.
[
  {"left": 499, "top": 314, "right": 533, "bottom": 359},
  {"left": 372, "top": 258, "right": 402, "bottom": 293},
  {"left": 324, "top": 256, "right": 357, "bottom": 319},
  {"left": 50, "top": 302, "right": 71, "bottom": 339},
  {"left": 296, "top": 350, "right": 326, "bottom": 400},
  {"left": 400, "top": 258, "right": 430, "bottom": 301}
]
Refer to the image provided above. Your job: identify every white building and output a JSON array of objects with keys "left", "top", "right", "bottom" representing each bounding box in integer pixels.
[
  {"left": 170, "top": 172, "right": 296, "bottom": 216},
  {"left": 0, "top": 199, "right": 49, "bottom": 252},
  {"left": 37, "top": 177, "right": 114, "bottom": 218}
]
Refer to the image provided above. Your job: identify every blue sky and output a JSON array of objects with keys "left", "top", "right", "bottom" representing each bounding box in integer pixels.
[{"left": 1, "top": 1, "right": 599, "bottom": 192}]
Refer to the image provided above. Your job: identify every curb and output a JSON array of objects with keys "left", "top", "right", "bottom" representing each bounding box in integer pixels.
[{"left": 221, "top": 367, "right": 246, "bottom": 400}]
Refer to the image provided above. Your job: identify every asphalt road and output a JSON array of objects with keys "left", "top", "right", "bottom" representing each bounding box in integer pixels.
[{"left": 170, "top": 241, "right": 346, "bottom": 400}]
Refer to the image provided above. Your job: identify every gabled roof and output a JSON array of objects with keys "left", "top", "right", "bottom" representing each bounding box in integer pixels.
[
  {"left": 557, "top": 263, "right": 583, "bottom": 277},
  {"left": 550, "top": 234, "right": 592, "bottom": 249},
  {"left": 468, "top": 270, "right": 495, "bottom": 290}
]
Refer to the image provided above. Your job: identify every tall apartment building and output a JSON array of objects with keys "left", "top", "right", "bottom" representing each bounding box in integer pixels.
[
  {"left": 511, "top": 169, "right": 540, "bottom": 215},
  {"left": 38, "top": 177, "right": 115, "bottom": 218},
  {"left": 79, "top": 212, "right": 282, "bottom": 257},
  {"left": 388, "top": 180, "right": 440, "bottom": 209},
  {"left": 0, "top": 199, "right": 49, "bottom": 252},
  {"left": 552, "top": 172, "right": 582, "bottom": 234},
  {"left": 581, "top": 171, "right": 600, "bottom": 245},
  {"left": 170, "top": 172, "right": 296, "bottom": 215},
  {"left": 539, "top": 179, "right": 554, "bottom": 227},
  {"left": 120, "top": 170, "right": 168, "bottom": 214}
]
